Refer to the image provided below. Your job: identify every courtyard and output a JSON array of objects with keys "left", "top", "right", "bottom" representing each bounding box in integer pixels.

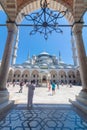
[{"left": 8, "top": 84, "right": 82, "bottom": 105}]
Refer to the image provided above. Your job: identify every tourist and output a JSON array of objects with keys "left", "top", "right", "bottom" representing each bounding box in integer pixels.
[
  {"left": 13, "top": 82, "right": 15, "bottom": 87},
  {"left": 51, "top": 81, "right": 56, "bottom": 95},
  {"left": 19, "top": 81, "right": 24, "bottom": 93},
  {"left": 47, "top": 80, "right": 51, "bottom": 91},
  {"left": 56, "top": 81, "right": 59, "bottom": 89},
  {"left": 27, "top": 80, "right": 36, "bottom": 108},
  {"left": 70, "top": 83, "right": 72, "bottom": 88}
]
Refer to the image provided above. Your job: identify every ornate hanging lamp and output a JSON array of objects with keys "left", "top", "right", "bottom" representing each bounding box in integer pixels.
[{"left": 22, "top": 0, "right": 68, "bottom": 40}]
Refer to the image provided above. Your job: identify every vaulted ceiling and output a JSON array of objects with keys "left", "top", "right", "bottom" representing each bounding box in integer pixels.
[
  {"left": 17, "top": 0, "right": 73, "bottom": 10},
  {"left": 0, "top": 0, "right": 87, "bottom": 24},
  {"left": 17, "top": 0, "right": 73, "bottom": 8}
]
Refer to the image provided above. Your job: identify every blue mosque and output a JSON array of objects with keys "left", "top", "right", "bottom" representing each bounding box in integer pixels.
[
  {"left": 5, "top": 30, "right": 81, "bottom": 85},
  {"left": 7, "top": 51, "right": 81, "bottom": 85}
]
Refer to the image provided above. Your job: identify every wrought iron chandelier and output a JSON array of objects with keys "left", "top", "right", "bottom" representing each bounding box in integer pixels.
[{"left": 22, "top": 0, "right": 68, "bottom": 40}]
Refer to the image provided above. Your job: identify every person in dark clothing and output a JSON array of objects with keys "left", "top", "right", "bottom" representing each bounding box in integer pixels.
[
  {"left": 51, "top": 81, "right": 56, "bottom": 95},
  {"left": 19, "top": 81, "right": 24, "bottom": 93}
]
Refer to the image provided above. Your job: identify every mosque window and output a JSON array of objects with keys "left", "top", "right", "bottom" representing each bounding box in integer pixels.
[
  {"left": 65, "top": 75, "right": 67, "bottom": 78},
  {"left": 18, "top": 75, "right": 20, "bottom": 77},
  {"left": 73, "top": 75, "right": 75, "bottom": 78},
  {"left": 53, "top": 75, "right": 55, "bottom": 78},
  {"left": 14, "top": 74, "right": 16, "bottom": 77},
  {"left": 69, "top": 75, "right": 71, "bottom": 78},
  {"left": 25, "top": 74, "right": 27, "bottom": 77},
  {"left": 22, "top": 75, "right": 24, "bottom": 77},
  {"left": 33, "top": 75, "right": 35, "bottom": 78},
  {"left": 13, "top": 79, "right": 15, "bottom": 82}
]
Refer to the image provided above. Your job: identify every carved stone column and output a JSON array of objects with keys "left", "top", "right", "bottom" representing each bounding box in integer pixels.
[
  {"left": 0, "top": 22, "right": 17, "bottom": 104},
  {"left": 72, "top": 23, "right": 87, "bottom": 113},
  {"left": 73, "top": 23, "right": 87, "bottom": 91}
]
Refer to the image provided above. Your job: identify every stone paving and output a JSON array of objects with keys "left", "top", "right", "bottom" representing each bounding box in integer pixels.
[
  {"left": 0, "top": 84, "right": 87, "bottom": 130},
  {"left": 8, "top": 84, "right": 82, "bottom": 104}
]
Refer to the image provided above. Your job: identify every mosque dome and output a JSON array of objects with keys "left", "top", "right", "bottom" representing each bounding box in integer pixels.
[
  {"left": 40, "top": 63, "right": 48, "bottom": 69},
  {"left": 33, "top": 65, "right": 39, "bottom": 69},
  {"left": 15, "top": 65, "right": 23, "bottom": 69},
  {"left": 58, "top": 66, "right": 64, "bottom": 69},
  {"left": 39, "top": 51, "right": 49, "bottom": 56},
  {"left": 23, "top": 65, "right": 31, "bottom": 69},
  {"left": 50, "top": 65, "right": 56, "bottom": 69},
  {"left": 66, "top": 66, "right": 72, "bottom": 69},
  {"left": 23, "top": 60, "right": 31, "bottom": 64}
]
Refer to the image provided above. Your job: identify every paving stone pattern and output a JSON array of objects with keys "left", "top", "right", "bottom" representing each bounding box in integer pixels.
[{"left": 0, "top": 106, "right": 87, "bottom": 130}]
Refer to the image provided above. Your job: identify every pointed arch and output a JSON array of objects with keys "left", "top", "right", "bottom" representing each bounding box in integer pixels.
[{"left": 16, "top": 0, "right": 74, "bottom": 24}]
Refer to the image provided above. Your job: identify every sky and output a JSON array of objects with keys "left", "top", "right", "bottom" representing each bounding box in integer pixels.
[{"left": 0, "top": 10, "right": 87, "bottom": 65}]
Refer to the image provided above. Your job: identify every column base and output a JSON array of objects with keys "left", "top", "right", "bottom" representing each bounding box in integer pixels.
[
  {"left": 69, "top": 90, "right": 87, "bottom": 114},
  {"left": 0, "top": 90, "right": 9, "bottom": 104}
]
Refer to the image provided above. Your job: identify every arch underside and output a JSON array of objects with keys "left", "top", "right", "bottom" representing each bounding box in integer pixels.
[
  {"left": 16, "top": 0, "right": 74, "bottom": 25},
  {"left": 0, "top": 5, "right": 3, "bottom": 11}
]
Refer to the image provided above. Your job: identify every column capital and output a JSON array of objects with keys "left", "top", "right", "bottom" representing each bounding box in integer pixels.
[
  {"left": 6, "top": 21, "right": 18, "bottom": 34},
  {"left": 72, "top": 23, "right": 83, "bottom": 35}
]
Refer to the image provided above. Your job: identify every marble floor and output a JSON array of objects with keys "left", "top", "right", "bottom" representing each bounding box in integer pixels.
[
  {"left": 0, "top": 104, "right": 87, "bottom": 130},
  {"left": 0, "top": 85, "right": 87, "bottom": 130}
]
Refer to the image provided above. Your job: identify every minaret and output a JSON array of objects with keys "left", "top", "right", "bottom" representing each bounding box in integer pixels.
[
  {"left": 71, "top": 34, "right": 78, "bottom": 66},
  {"left": 27, "top": 50, "right": 30, "bottom": 60},
  {"left": 59, "top": 51, "right": 62, "bottom": 62},
  {"left": 11, "top": 29, "right": 19, "bottom": 65}
]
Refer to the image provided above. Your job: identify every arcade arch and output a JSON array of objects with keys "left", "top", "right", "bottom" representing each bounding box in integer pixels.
[
  {"left": 31, "top": 70, "right": 39, "bottom": 82},
  {"left": 22, "top": 70, "right": 30, "bottom": 82},
  {"left": 13, "top": 70, "right": 21, "bottom": 82},
  {"left": 59, "top": 70, "right": 66, "bottom": 83},
  {"left": 68, "top": 70, "right": 76, "bottom": 84},
  {"left": 50, "top": 70, "right": 57, "bottom": 83},
  {"left": 8, "top": 69, "right": 14, "bottom": 82}
]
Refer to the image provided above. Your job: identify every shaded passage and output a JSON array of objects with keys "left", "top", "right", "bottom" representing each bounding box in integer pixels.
[{"left": 0, "top": 104, "right": 87, "bottom": 130}]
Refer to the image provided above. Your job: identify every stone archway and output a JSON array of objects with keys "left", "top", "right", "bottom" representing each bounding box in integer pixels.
[
  {"left": 16, "top": 0, "right": 74, "bottom": 24},
  {"left": 50, "top": 70, "right": 57, "bottom": 83},
  {"left": 13, "top": 70, "right": 21, "bottom": 82},
  {"left": 31, "top": 70, "right": 39, "bottom": 83},
  {"left": 59, "top": 70, "right": 66, "bottom": 84},
  {"left": 0, "top": 0, "right": 87, "bottom": 113},
  {"left": 22, "top": 70, "right": 30, "bottom": 82},
  {"left": 68, "top": 70, "right": 75, "bottom": 84}
]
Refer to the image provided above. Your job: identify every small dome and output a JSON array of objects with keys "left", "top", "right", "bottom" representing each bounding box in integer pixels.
[
  {"left": 23, "top": 60, "right": 31, "bottom": 65},
  {"left": 59, "top": 61, "right": 65, "bottom": 64},
  {"left": 33, "top": 65, "right": 39, "bottom": 68},
  {"left": 66, "top": 66, "right": 72, "bottom": 69},
  {"left": 41, "top": 63, "right": 48, "bottom": 66},
  {"left": 50, "top": 65, "right": 56, "bottom": 69},
  {"left": 39, "top": 51, "right": 49, "bottom": 55},
  {"left": 58, "top": 66, "right": 64, "bottom": 69},
  {"left": 23, "top": 65, "right": 31, "bottom": 69},
  {"left": 16, "top": 66, "right": 23, "bottom": 69}
]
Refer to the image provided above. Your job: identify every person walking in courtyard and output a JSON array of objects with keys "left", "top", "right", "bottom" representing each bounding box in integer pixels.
[
  {"left": 47, "top": 80, "right": 51, "bottom": 91},
  {"left": 19, "top": 81, "right": 24, "bottom": 93},
  {"left": 56, "top": 81, "right": 59, "bottom": 89},
  {"left": 70, "top": 82, "right": 72, "bottom": 88},
  {"left": 27, "top": 80, "right": 36, "bottom": 108},
  {"left": 51, "top": 81, "right": 56, "bottom": 95}
]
